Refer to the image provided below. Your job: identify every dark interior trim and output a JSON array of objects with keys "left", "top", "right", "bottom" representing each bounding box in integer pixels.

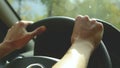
[{"left": 4, "top": 0, "right": 21, "bottom": 21}]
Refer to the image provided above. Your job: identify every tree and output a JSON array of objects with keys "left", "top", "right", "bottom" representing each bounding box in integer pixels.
[{"left": 8, "top": 0, "right": 120, "bottom": 29}]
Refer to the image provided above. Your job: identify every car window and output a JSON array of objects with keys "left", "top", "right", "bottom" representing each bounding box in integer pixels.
[{"left": 8, "top": 0, "right": 120, "bottom": 29}]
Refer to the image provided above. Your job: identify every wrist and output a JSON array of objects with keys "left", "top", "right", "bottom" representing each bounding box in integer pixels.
[
  {"left": 71, "top": 40, "right": 94, "bottom": 55},
  {"left": 0, "top": 41, "right": 17, "bottom": 58},
  {"left": 2, "top": 40, "right": 17, "bottom": 50},
  {"left": 73, "top": 39, "right": 94, "bottom": 49}
]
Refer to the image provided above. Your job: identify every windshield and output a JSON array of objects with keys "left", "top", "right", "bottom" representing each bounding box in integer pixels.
[{"left": 8, "top": 0, "right": 120, "bottom": 29}]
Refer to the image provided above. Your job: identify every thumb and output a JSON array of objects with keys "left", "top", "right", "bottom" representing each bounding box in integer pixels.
[{"left": 30, "top": 26, "right": 46, "bottom": 37}]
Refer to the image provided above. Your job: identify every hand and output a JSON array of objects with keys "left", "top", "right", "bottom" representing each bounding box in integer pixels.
[
  {"left": 71, "top": 15, "right": 104, "bottom": 48},
  {"left": 3, "top": 21, "right": 46, "bottom": 49}
]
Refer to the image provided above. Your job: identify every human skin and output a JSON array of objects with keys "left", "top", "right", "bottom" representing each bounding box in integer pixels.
[
  {"left": 0, "top": 15, "right": 104, "bottom": 68},
  {"left": 0, "top": 21, "right": 46, "bottom": 59},
  {"left": 52, "top": 15, "right": 104, "bottom": 68}
]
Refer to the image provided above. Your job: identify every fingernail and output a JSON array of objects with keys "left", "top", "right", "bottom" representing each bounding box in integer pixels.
[
  {"left": 40, "top": 26, "right": 47, "bottom": 31},
  {"left": 76, "top": 15, "right": 82, "bottom": 20}
]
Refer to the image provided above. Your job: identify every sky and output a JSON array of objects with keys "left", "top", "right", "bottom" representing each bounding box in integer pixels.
[{"left": 9, "top": 0, "right": 47, "bottom": 16}]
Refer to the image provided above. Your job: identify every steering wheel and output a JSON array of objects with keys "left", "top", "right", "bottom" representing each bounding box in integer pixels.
[{"left": 4, "top": 16, "right": 112, "bottom": 68}]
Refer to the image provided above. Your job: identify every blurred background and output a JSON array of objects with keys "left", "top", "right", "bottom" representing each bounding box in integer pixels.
[{"left": 8, "top": 0, "right": 120, "bottom": 29}]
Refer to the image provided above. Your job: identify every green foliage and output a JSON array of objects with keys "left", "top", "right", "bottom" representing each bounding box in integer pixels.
[
  {"left": 42, "top": 0, "right": 120, "bottom": 29},
  {"left": 8, "top": 0, "right": 120, "bottom": 29}
]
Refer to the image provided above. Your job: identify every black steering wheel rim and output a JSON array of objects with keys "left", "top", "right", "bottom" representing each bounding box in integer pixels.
[
  {"left": 4, "top": 16, "right": 112, "bottom": 68},
  {"left": 4, "top": 56, "right": 59, "bottom": 68}
]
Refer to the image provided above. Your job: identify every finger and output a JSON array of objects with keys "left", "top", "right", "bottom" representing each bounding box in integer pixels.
[
  {"left": 90, "top": 19, "right": 97, "bottom": 24},
  {"left": 17, "top": 21, "right": 34, "bottom": 28},
  {"left": 96, "top": 22, "right": 104, "bottom": 32},
  {"left": 84, "top": 15, "right": 90, "bottom": 21},
  {"left": 75, "top": 15, "right": 83, "bottom": 21},
  {"left": 30, "top": 26, "right": 46, "bottom": 37},
  {"left": 82, "top": 15, "right": 90, "bottom": 25}
]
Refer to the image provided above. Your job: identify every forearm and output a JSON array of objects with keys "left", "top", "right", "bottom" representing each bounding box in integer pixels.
[
  {"left": 52, "top": 41, "right": 94, "bottom": 68},
  {"left": 0, "top": 41, "right": 16, "bottom": 59}
]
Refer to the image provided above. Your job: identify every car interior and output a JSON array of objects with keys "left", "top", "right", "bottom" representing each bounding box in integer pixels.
[{"left": 0, "top": 0, "right": 120, "bottom": 68}]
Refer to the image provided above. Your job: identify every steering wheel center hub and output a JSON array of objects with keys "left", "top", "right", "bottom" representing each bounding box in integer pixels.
[{"left": 26, "top": 63, "right": 44, "bottom": 68}]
